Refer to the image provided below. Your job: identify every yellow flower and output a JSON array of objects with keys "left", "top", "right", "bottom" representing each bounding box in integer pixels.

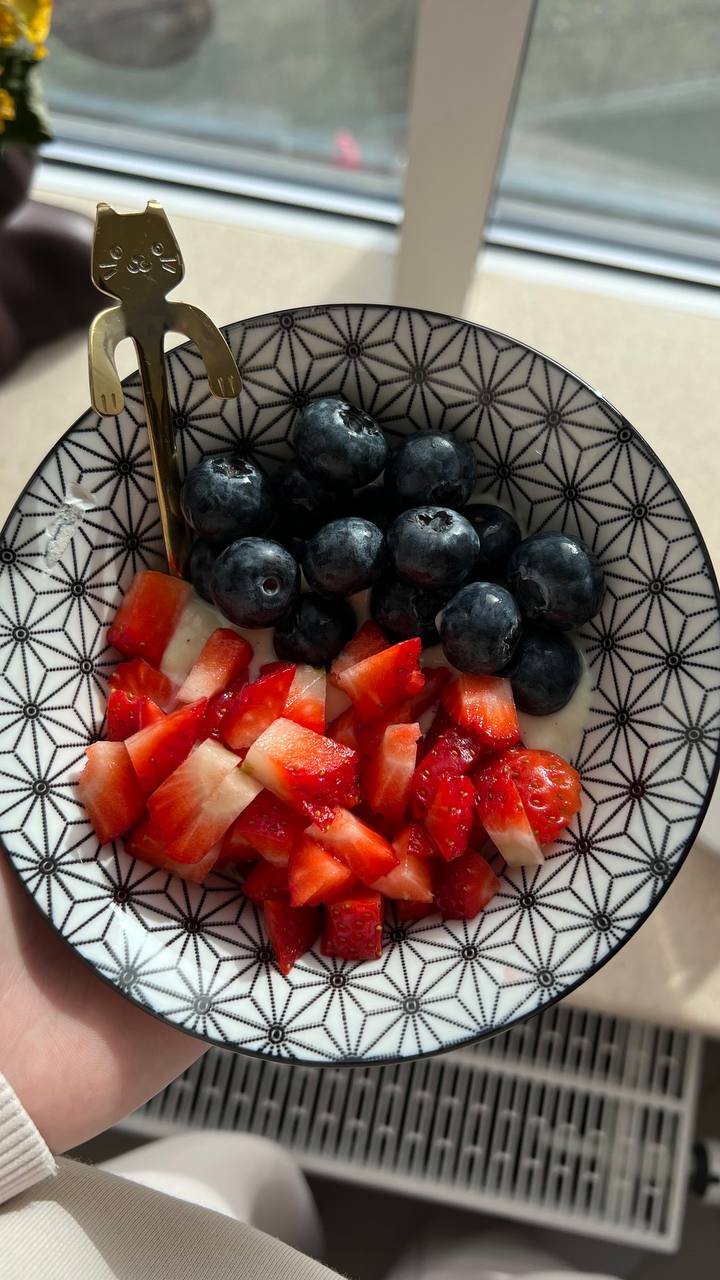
[
  {"left": 0, "top": 1, "right": 52, "bottom": 56},
  {"left": 0, "top": 86, "right": 16, "bottom": 131}
]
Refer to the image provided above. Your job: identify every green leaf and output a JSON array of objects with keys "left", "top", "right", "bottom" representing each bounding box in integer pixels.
[{"left": 0, "top": 48, "right": 52, "bottom": 147}]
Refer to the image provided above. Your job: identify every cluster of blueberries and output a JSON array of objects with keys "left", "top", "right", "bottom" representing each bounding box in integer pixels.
[{"left": 181, "top": 396, "right": 605, "bottom": 716}]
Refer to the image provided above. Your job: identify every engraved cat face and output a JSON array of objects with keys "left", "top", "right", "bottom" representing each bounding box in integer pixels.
[{"left": 92, "top": 201, "right": 184, "bottom": 299}]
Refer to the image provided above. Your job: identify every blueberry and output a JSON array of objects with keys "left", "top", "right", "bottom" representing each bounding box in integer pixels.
[
  {"left": 440, "top": 581, "right": 522, "bottom": 674},
  {"left": 507, "top": 531, "right": 605, "bottom": 630},
  {"left": 371, "top": 574, "right": 450, "bottom": 647},
  {"left": 188, "top": 538, "right": 219, "bottom": 602},
  {"left": 210, "top": 538, "right": 298, "bottom": 628},
  {"left": 271, "top": 461, "right": 338, "bottom": 539},
  {"left": 303, "top": 517, "right": 386, "bottom": 596},
  {"left": 181, "top": 453, "right": 274, "bottom": 544},
  {"left": 464, "top": 503, "right": 521, "bottom": 577},
  {"left": 384, "top": 433, "right": 475, "bottom": 511},
  {"left": 294, "top": 397, "right": 387, "bottom": 490},
  {"left": 274, "top": 593, "right": 356, "bottom": 665},
  {"left": 387, "top": 506, "right": 479, "bottom": 589},
  {"left": 505, "top": 626, "right": 582, "bottom": 715}
]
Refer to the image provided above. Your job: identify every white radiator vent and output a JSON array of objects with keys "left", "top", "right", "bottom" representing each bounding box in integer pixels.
[{"left": 131, "top": 1005, "right": 701, "bottom": 1251}]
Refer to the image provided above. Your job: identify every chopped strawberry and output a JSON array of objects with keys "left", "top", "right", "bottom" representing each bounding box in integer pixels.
[
  {"left": 284, "top": 665, "right": 326, "bottom": 734},
  {"left": 426, "top": 774, "right": 475, "bottom": 861},
  {"left": 363, "top": 722, "right": 421, "bottom": 826},
  {"left": 442, "top": 674, "right": 520, "bottom": 753},
  {"left": 243, "top": 860, "right": 289, "bottom": 904},
  {"left": 307, "top": 807, "right": 398, "bottom": 883},
  {"left": 476, "top": 747, "right": 581, "bottom": 847},
  {"left": 433, "top": 849, "right": 500, "bottom": 920},
  {"left": 139, "top": 699, "right": 165, "bottom": 728},
  {"left": 242, "top": 718, "right": 360, "bottom": 824},
  {"left": 474, "top": 766, "right": 544, "bottom": 867},
  {"left": 217, "top": 821, "right": 256, "bottom": 866},
  {"left": 333, "top": 638, "right": 425, "bottom": 722},
  {"left": 264, "top": 899, "right": 321, "bottom": 975},
  {"left": 108, "top": 569, "right": 191, "bottom": 666},
  {"left": 288, "top": 835, "right": 356, "bottom": 907},
  {"left": 78, "top": 740, "right": 146, "bottom": 845},
  {"left": 106, "top": 689, "right": 140, "bottom": 741},
  {"left": 109, "top": 658, "right": 174, "bottom": 710},
  {"left": 322, "top": 888, "right": 383, "bottom": 962},
  {"left": 327, "top": 707, "right": 361, "bottom": 753},
  {"left": 176, "top": 628, "right": 252, "bottom": 704},
  {"left": 395, "top": 900, "right": 436, "bottom": 923},
  {"left": 125, "top": 699, "right": 208, "bottom": 796},
  {"left": 421, "top": 703, "right": 454, "bottom": 757},
  {"left": 329, "top": 619, "right": 388, "bottom": 686},
  {"left": 125, "top": 815, "right": 219, "bottom": 883},
  {"left": 198, "top": 676, "right": 248, "bottom": 741},
  {"left": 221, "top": 665, "right": 296, "bottom": 751},
  {"left": 148, "top": 739, "right": 248, "bottom": 848},
  {"left": 393, "top": 821, "right": 438, "bottom": 862},
  {"left": 356, "top": 666, "right": 451, "bottom": 754},
  {"left": 372, "top": 836, "right": 433, "bottom": 902},
  {"left": 411, "top": 727, "right": 481, "bottom": 814},
  {"left": 231, "top": 789, "right": 305, "bottom": 865},
  {"left": 164, "top": 766, "right": 262, "bottom": 863}
]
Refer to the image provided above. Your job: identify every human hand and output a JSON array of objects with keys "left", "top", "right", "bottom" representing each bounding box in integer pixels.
[{"left": 0, "top": 851, "right": 205, "bottom": 1154}]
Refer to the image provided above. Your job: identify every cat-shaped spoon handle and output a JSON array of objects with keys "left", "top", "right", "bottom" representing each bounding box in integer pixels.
[{"left": 88, "top": 200, "right": 241, "bottom": 578}]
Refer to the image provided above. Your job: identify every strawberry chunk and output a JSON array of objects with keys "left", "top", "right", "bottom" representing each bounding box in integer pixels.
[
  {"left": 363, "top": 722, "right": 421, "bottom": 826},
  {"left": 284, "top": 665, "right": 326, "bottom": 734},
  {"left": 164, "top": 767, "right": 262, "bottom": 863},
  {"left": 217, "top": 822, "right": 256, "bottom": 866},
  {"left": 372, "top": 837, "right": 433, "bottom": 902},
  {"left": 230, "top": 789, "right": 305, "bottom": 866},
  {"left": 148, "top": 739, "right": 246, "bottom": 846},
  {"left": 125, "top": 815, "right": 219, "bottom": 883},
  {"left": 474, "top": 766, "right": 544, "bottom": 867},
  {"left": 288, "top": 835, "right": 356, "bottom": 907},
  {"left": 327, "top": 706, "right": 361, "bottom": 753},
  {"left": 333, "top": 638, "right": 425, "bottom": 722},
  {"left": 395, "top": 900, "right": 436, "bottom": 923},
  {"left": 356, "top": 666, "right": 451, "bottom": 754},
  {"left": 125, "top": 700, "right": 207, "bottom": 796},
  {"left": 109, "top": 658, "right": 174, "bottom": 710},
  {"left": 176, "top": 628, "right": 251, "bottom": 704},
  {"left": 411, "top": 727, "right": 481, "bottom": 815},
  {"left": 108, "top": 570, "right": 191, "bottom": 666},
  {"left": 322, "top": 888, "right": 383, "bottom": 962},
  {"left": 264, "top": 899, "right": 321, "bottom": 975},
  {"left": 393, "top": 821, "right": 438, "bottom": 862},
  {"left": 78, "top": 740, "right": 146, "bottom": 845},
  {"left": 106, "top": 689, "right": 140, "bottom": 741},
  {"left": 221, "top": 664, "right": 296, "bottom": 751},
  {"left": 426, "top": 774, "right": 475, "bottom": 861},
  {"left": 199, "top": 676, "right": 249, "bottom": 741},
  {"left": 139, "top": 699, "right": 165, "bottom": 728},
  {"left": 329, "top": 619, "right": 388, "bottom": 687},
  {"left": 243, "top": 860, "right": 289, "bottom": 904},
  {"left": 433, "top": 849, "right": 500, "bottom": 920},
  {"left": 442, "top": 674, "right": 520, "bottom": 753},
  {"left": 242, "top": 718, "right": 360, "bottom": 823},
  {"left": 476, "top": 747, "right": 581, "bottom": 847},
  {"left": 307, "top": 807, "right": 398, "bottom": 883}
]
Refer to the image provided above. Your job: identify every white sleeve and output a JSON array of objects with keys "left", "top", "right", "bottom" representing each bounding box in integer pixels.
[{"left": 0, "top": 1073, "right": 56, "bottom": 1205}]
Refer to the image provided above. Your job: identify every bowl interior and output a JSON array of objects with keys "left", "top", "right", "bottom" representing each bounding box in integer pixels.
[{"left": 2, "top": 304, "right": 719, "bottom": 1063}]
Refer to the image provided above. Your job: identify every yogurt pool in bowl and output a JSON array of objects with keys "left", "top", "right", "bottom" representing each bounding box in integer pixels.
[{"left": 1, "top": 304, "right": 718, "bottom": 1064}]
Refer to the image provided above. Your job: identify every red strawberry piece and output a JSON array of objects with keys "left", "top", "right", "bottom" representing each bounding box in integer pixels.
[
  {"left": 329, "top": 619, "right": 388, "bottom": 687},
  {"left": 283, "top": 664, "right": 326, "bottom": 734},
  {"left": 426, "top": 774, "right": 475, "bottom": 861},
  {"left": 372, "top": 838, "right": 433, "bottom": 902},
  {"left": 108, "top": 569, "right": 191, "bottom": 666},
  {"left": 217, "top": 819, "right": 257, "bottom": 866},
  {"left": 109, "top": 658, "right": 174, "bottom": 710},
  {"left": 363, "top": 722, "right": 421, "bottom": 826},
  {"left": 433, "top": 849, "right": 501, "bottom": 920},
  {"left": 106, "top": 689, "right": 140, "bottom": 741},
  {"left": 333, "top": 638, "right": 425, "bottom": 722},
  {"left": 242, "top": 717, "right": 360, "bottom": 824},
  {"left": 474, "top": 764, "right": 544, "bottom": 867},
  {"left": 355, "top": 666, "right": 451, "bottom": 755},
  {"left": 393, "top": 821, "right": 438, "bottom": 862},
  {"left": 327, "top": 706, "right": 361, "bottom": 753},
  {"left": 198, "top": 676, "right": 248, "bottom": 741},
  {"left": 138, "top": 698, "right": 165, "bottom": 728},
  {"left": 148, "top": 739, "right": 250, "bottom": 851},
  {"left": 477, "top": 747, "right": 581, "bottom": 847},
  {"left": 264, "top": 899, "right": 321, "bottom": 976},
  {"left": 125, "top": 815, "right": 219, "bottom": 883},
  {"left": 78, "top": 740, "right": 145, "bottom": 845},
  {"left": 176, "top": 628, "right": 252, "bottom": 704},
  {"left": 220, "top": 665, "right": 297, "bottom": 751},
  {"left": 243, "top": 860, "right": 289, "bottom": 904},
  {"left": 321, "top": 888, "right": 383, "bottom": 962},
  {"left": 395, "top": 900, "right": 436, "bottom": 923},
  {"left": 421, "top": 703, "right": 454, "bottom": 757},
  {"left": 288, "top": 834, "right": 356, "bottom": 907},
  {"left": 442, "top": 674, "right": 520, "bottom": 753},
  {"left": 164, "top": 766, "right": 263, "bottom": 863},
  {"left": 231, "top": 788, "right": 305, "bottom": 866},
  {"left": 307, "top": 807, "right": 398, "bottom": 883},
  {"left": 411, "top": 727, "right": 481, "bottom": 815},
  {"left": 125, "top": 699, "right": 208, "bottom": 796}
]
